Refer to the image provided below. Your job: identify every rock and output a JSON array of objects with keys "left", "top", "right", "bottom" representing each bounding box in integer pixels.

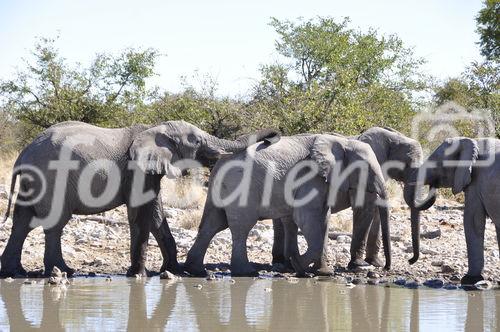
[
  {"left": 352, "top": 278, "right": 364, "bottom": 285},
  {"left": 367, "top": 271, "right": 379, "bottom": 279},
  {"left": 441, "top": 265, "right": 456, "bottom": 274},
  {"left": 404, "top": 281, "right": 420, "bottom": 289},
  {"left": 443, "top": 283, "right": 458, "bottom": 290},
  {"left": 87, "top": 272, "right": 96, "bottom": 277},
  {"left": 421, "top": 228, "right": 441, "bottom": 239},
  {"left": 336, "top": 235, "right": 351, "bottom": 243},
  {"left": 48, "top": 268, "right": 68, "bottom": 285},
  {"left": 393, "top": 278, "right": 406, "bottom": 286},
  {"left": 0, "top": 185, "right": 8, "bottom": 200},
  {"left": 367, "top": 279, "right": 379, "bottom": 285},
  {"left": 5, "top": 277, "right": 13, "bottom": 283},
  {"left": 264, "top": 287, "right": 272, "bottom": 292},
  {"left": 421, "top": 247, "right": 439, "bottom": 255},
  {"left": 194, "top": 284, "right": 203, "bottom": 289},
  {"left": 328, "top": 232, "right": 351, "bottom": 240},
  {"left": 474, "top": 280, "right": 492, "bottom": 290},
  {"left": 160, "top": 271, "right": 177, "bottom": 280},
  {"left": 93, "top": 258, "right": 104, "bottom": 267},
  {"left": 423, "top": 279, "right": 444, "bottom": 289},
  {"left": 431, "top": 261, "right": 444, "bottom": 267}
]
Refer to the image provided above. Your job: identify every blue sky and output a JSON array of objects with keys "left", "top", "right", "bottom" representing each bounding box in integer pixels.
[{"left": 0, "top": 0, "right": 484, "bottom": 96}]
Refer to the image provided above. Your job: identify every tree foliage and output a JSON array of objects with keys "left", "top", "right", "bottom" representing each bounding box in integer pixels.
[
  {"left": 0, "top": 37, "right": 159, "bottom": 137},
  {"left": 248, "top": 17, "right": 428, "bottom": 135},
  {"left": 476, "top": 0, "right": 500, "bottom": 61}
]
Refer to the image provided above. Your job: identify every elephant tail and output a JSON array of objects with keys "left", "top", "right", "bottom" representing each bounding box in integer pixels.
[{"left": 3, "top": 170, "right": 19, "bottom": 222}]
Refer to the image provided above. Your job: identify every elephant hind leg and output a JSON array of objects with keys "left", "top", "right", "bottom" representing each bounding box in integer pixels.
[
  {"left": 461, "top": 195, "right": 486, "bottom": 284},
  {"left": 43, "top": 222, "right": 75, "bottom": 277},
  {"left": 0, "top": 205, "right": 36, "bottom": 277},
  {"left": 184, "top": 201, "right": 229, "bottom": 276}
]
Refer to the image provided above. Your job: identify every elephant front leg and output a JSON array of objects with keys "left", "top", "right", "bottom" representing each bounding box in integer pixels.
[
  {"left": 151, "top": 217, "right": 180, "bottom": 274},
  {"left": 461, "top": 203, "right": 486, "bottom": 285},
  {"left": 348, "top": 204, "right": 376, "bottom": 270},
  {"left": 229, "top": 219, "right": 258, "bottom": 277},
  {"left": 127, "top": 206, "right": 152, "bottom": 277},
  {"left": 364, "top": 207, "right": 384, "bottom": 267}
]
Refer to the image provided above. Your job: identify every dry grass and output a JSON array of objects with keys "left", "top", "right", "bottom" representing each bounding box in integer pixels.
[
  {"left": 0, "top": 153, "right": 17, "bottom": 217},
  {"left": 177, "top": 209, "right": 204, "bottom": 230},
  {"left": 161, "top": 176, "right": 207, "bottom": 210}
]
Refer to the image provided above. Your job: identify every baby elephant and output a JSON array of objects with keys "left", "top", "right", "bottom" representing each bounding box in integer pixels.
[
  {"left": 409, "top": 137, "right": 500, "bottom": 285},
  {"left": 184, "top": 134, "right": 391, "bottom": 276}
]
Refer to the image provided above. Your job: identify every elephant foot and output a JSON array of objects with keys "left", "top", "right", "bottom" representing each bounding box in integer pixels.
[
  {"left": 44, "top": 263, "right": 76, "bottom": 278},
  {"left": 347, "top": 258, "right": 371, "bottom": 271},
  {"left": 183, "top": 262, "right": 208, "bottom": 277},
  {"left": 461, "top": 274, "right": 484, "bottom": 286},
  {"left": 126, "top": 266, "right": 148, "bottom": 278},
  {"left": 271, "top": 262, "right": 294, "bottom": 273},
  {"left": 365, "top": 256, "right": 384, "bottom": 268},
  {"left": 315, "top": 266, "right": 334, "bottom": 276},
  {"left": 230, "top": 264, "right": 258, "bottom": 277},
  {"left": 160, "top": 260, "right": 182, "bottom": 275},
  {"left": 0, "top": 260, "right": 29, "bottom": 278}
]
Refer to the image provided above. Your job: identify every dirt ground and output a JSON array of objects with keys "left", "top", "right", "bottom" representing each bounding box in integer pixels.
[{"left": 0, "top": 175, "right": 498, "bottom": 288}]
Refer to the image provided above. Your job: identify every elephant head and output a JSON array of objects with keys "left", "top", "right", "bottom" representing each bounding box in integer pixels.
[
  {"left": 408, "top": 137, "right": 478, "bottom": 208},
  {"left": 129, "top": 120, "right": 280, "bottom": 176},
  {"left": 308, "top": 135, "right": 392, "bottom": 270},
  {"left": 359, "top": 127, "right": 429, "bottom": 265}
]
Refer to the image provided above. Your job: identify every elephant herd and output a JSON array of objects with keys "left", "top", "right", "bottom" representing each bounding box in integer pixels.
[{"left": 0, "top": 120, "right": 498, "bottom": 285}]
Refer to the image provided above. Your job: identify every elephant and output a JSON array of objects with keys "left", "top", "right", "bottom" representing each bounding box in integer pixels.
[
  {"left": 272, "top": 127, "right": 431, "bottom": 272},
  {"left": 408, "top": 137, "right": 500, "bottom": 285},
  {"left": 184, "top": 133, "right": 391, "bottom": 276},
  {"left": 0, "top": 120, "right": 280, "bottom": 277}
]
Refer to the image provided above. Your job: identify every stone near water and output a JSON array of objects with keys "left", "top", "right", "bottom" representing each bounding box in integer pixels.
[
  {"left": 336, "top": 235, "right": 351, "bottom": 243},
  {"left": 404, "top": 281, "right": 420, "bottom": 289},
  {"left": 474, "top": 280, "right": 492, "bottom": 290},
  {"left": 443, "top": 283, "right": 458, "bottom": 290},
  {"left": 394, "top": 278, "right": 406, "bottom": 286},
  {"left": 160, "top": 271, "right": 177, "bottom": 280},
  {"left": 423, "top": 279, "right": 444, "bottom": 289}
]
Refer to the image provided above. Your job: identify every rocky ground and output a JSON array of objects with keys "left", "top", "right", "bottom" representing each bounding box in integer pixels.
[{"left": 0, "top": 177, "right": 498, "bottom": 289}]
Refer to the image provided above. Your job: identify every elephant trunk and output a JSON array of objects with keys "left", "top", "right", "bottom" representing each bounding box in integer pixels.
[
  {"left": 379, "top": 203, "right": 391, "bottom": 270},
  {"left": 204, "top": 129, "right": 280, "bottom": 156},
  {"left": 402, "top": 176, "right": 437, "bottom": 265}
]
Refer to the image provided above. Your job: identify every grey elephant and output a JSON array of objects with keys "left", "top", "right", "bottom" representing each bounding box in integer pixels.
[
  {"left": 408, "top": 137, "right": 500, "bottom": 285},
  {"left": 272, "top": 127, "right": 431, "bottom": 272},
  {"left": 184, "top": 134, "right": 391, "bottom": 276},
  {"left": 0, "top": 120, "right": 279, "bottom": 277}
]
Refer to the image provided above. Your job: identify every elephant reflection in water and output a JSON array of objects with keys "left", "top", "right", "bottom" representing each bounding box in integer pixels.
[
  {"left": 0, "top": 281, "right": 65, "bottom": 331},
  {"left": 1, "top": 280, "right": 498, "bottom": 331}
]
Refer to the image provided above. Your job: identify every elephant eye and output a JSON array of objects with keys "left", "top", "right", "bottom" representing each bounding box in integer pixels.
[{"left": 187, "top": 134, "right": 201, "bottom": 146}]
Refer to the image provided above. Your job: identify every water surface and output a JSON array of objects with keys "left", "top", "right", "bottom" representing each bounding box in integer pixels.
[{"left": 0, "top": 278, "right": 498, "bottom": 331}]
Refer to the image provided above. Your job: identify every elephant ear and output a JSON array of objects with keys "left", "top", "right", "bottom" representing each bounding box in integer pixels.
[
  {"left": 129, "top": 126, "right": 182, "bottom": 177},
  {"left": 451, "top": 138, "right": 478, "bottom": 195},
  {"left": 310, "top": 136, "right": 349, "bottom": 192},
  {"left": 348, "top": 141, "right": 387, "bottom": 197}
]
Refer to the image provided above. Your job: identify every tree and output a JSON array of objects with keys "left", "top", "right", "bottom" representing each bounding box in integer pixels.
[
  {"left": 143, "top": 72, "right": 246, "bottom": 138},
  {"left": 476, "top": 0, "right": 500, "bottom": 61},
  {"left": 434, "top": 60, "right": 500, "bottom": 137},
  {"left": 249, "top": 17, "right": 428, "bottom": 135},
  {"left": 0, "top": 37, "right": 159, "bottom": 141}
]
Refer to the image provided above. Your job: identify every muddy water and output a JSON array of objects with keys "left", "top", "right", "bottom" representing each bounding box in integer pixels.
[{"left": 0, "top": 278, "right": 498, "bottom": 331}]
